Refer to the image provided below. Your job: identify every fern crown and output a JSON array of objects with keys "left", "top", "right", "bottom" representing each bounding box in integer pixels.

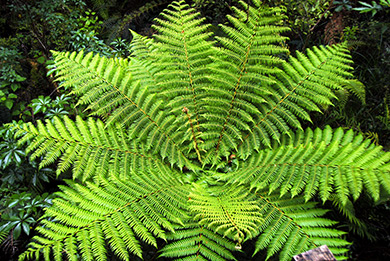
[{"left": 15, "top": 1, "right": 390, "bottom": 261}]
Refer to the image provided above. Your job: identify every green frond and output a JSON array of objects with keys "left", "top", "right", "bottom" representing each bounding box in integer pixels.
[
  {"left": 52, "top": 49, "right": 158, "bottom": 126},
  {"left": 322, "top": 68, "right": 365, "bottom": 110},
  {"left": 129, "top": 30, "right": 156, "bottom": 59},
  {"left": 151, "top": 0, "right": 215, "bottom": 162},
  {"left": 329, "top": 195, "right": 372, "bottom": 239},
  {"left": 239, "top": 43, "right": 354, "bottom": 157},
  {"left": 201, "top": 1, "right": 290, "bottom": 163},
  {"left": 51, "top": 49, "right": 194, "bottom": 169},
  {"left": 342, "top": 79, "right": 366, "bottom": 105},
  {"left": 13, "top": 116, "right": 160, "bottom": 181},
  {"left": 253, "top": 191, "right": 350, "bottom": 261},
  {"left": 128, "top": 31, "right": 160, "bottom": 92},
  {"left": 190, "top": 184, "right": 263, "bottom": 245},
  {"left": 224, "top": 126, "right": 390, "bottom": 203},
  {"left": 160, "top": 221, "right": 238, "bottom": 261},
  {"left": 20, "top": 170, "right": 190, "bottom": 261}
]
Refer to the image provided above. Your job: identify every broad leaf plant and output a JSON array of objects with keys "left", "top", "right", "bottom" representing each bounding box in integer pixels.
[{"left": 14, "top": 1, "right": 390, "bottom": 260}]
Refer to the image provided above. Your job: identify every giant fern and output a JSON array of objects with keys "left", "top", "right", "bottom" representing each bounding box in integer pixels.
[{"left": 13, "top": 0, "right": 390, "bottom": 260}]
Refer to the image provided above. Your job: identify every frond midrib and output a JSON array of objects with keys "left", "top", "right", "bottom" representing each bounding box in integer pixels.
[
  {"left": 180, "top": 20, "right": 203, "bottom": 162},
  {"left": 214, "top": 22, "right": 257, "bottom": 156},
  {"left": 152, "top": 1, "right": 213, "bottom": 163}
]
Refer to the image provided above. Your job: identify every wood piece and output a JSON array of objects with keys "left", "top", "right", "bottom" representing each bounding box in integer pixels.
[{"left": 293, "top": 245, "right": 337, "bottom": 261}]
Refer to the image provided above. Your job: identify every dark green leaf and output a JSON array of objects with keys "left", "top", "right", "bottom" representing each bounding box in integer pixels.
[
  {"left": 13, "top": 223, "right": 21, "bottom": 239},
  {"left": 22, "top": 222, "right": 31, "bottom": 235}
]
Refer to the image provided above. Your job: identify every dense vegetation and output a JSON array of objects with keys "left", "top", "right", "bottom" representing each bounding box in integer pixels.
[{"left": 1, "top": 0, "right": 390, "bottom": 260}]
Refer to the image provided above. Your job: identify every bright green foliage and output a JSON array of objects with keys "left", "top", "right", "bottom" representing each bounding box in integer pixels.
[
  {"left": 189, "top": 185, "right": 263, "bottom": 244},
  {"left": 222, "top": 126, "right": 390, "bottom": 203},
  {"left": 161, "top": 222, "right": 238, "bottom": 260},
  {"left": 18, "top": 170, "right": 189, "bottom": 261},
  {"left": 17, "top": 116, "right": 165, "bottom": 181},
  {"left": 13, "top": 0, "right": 390, "bottom": 260},
  {"left": 254, "top": 190, "right": 349, "bottom": 259}
]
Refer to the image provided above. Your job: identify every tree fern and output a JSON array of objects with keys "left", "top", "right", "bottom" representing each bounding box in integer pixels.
[{"left": 13, "top": 0, "right": 390, "bottom": 260}]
